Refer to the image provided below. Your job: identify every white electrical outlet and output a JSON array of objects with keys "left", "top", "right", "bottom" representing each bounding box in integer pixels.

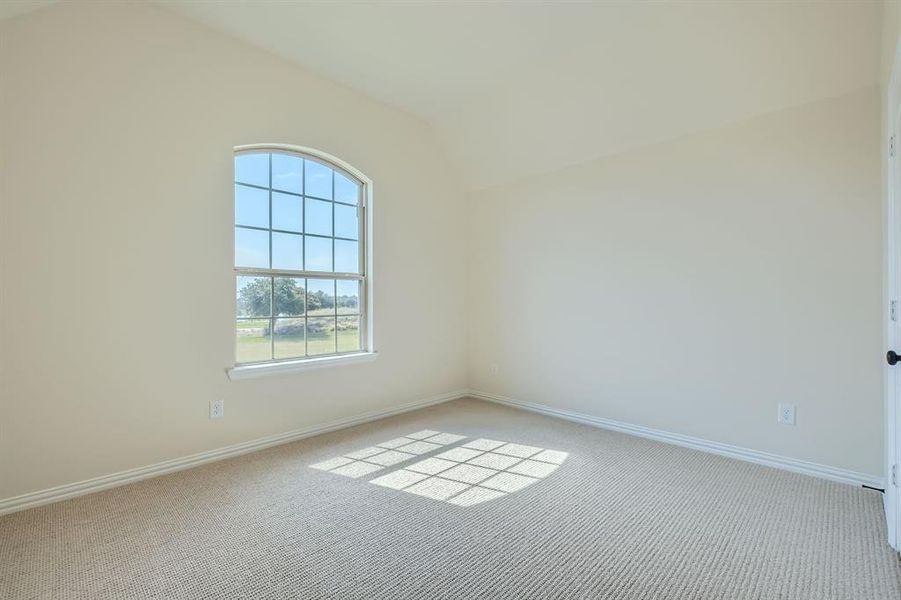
[
  {"left": 210, "top": 399, "right": 224, "bottom": 420},
  {"left": 489, "top": 363, "right": 499, "bottom": 377},
  {"left": 777, "top": 403, "right": 795, "bottom": 426}
]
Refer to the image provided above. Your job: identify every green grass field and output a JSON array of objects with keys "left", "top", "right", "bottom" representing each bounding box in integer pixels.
[{"left": 236, "top": 317, "right": 360, "bottom": 363}]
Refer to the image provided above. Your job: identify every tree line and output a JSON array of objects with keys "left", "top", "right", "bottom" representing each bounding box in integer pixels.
[{"left": 238, "top": 277, "right": 358, "bottom": 317}]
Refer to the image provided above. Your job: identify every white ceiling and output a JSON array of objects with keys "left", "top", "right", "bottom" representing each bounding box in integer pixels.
[{"left": 6, "top": 1, "right": 886, "bottom": 190}]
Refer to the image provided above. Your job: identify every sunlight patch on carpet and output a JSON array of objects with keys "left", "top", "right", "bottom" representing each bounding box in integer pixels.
[{"left": 310, "top": 432, "right": 567, "bottom": 506}]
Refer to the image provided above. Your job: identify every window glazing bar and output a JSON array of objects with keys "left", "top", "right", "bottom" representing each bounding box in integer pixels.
[{"left": 235, "top": 267, "right": 363, "bottom": 280}]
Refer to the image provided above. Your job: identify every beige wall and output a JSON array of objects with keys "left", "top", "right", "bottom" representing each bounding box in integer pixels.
[
  {"left": 468, "top": 88, "right": 883, "bottom": 477},
  {"left": 0, "top": 2, "right": 467, "bottom": 499}
]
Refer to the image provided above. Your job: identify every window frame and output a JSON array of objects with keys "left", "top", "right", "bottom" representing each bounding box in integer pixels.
[{"left": 229, "top": 144, "right": 374, "bottom": 378}]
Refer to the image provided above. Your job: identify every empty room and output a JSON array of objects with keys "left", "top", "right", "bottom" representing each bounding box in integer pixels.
[{"left": 3, "top": 0, "right": 901, "bottom": 598}]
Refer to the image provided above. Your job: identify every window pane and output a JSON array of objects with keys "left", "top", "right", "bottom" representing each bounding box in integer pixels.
[
  {"left": 236, "top": 319, "right": 271, "bottom": 363},
  {"left": 335, "top": 240, "right": 358, "bottom": 273},
  {"left": 235, "top": 184, "right": 268, "bottom": 229},
  {"left": 305, "top": 160, "right": 333, "bottom": 199},
  {"left": 235, "top": 153, "right": 268, "bottom": 187},
  {"left": 233, "top": 150, "right": 366, "bottom": 366},
  {"left": 271, "top": 232, "right": 302, "bottom": 271},
  {"left": 336, "top": 280, "right": 360, "bottom": 314},
  {"left": 271, "top": 153, "right": 302, "bottom": 194},
  {"left": 337, "top": 316, "right": 360, "bottom": 352},
  {"left": 272, "top": 192, "right": 302, "bottom": 232},
  {"left": 237, "top": 276, "right": 271, "bottom": 317},
  {"left": 306, "top": 278, "right": 335, "bottom": 316},
  {"left": 305, "top": 236, "right": 332, "bottom": 272},
  {"left": 307, "top": 317, "right": 336, "bottom": 355},
  {"left": 274, "top": 277, "right": 305, "bottom": 316},
  {"left": 274, "top": 318, "right": 305, "bottom": 359},
  {"left": 334, "top": 203, "right": 358, "bottom": 240},
  {"left": 305, "top": 197, "right": 332, "bottom": 236},
  {"left": 334, "top": 172, "right": 359, "bottom": 204},
  {"left": 235, "top": 227, "right": 269, "bottom": 268}
]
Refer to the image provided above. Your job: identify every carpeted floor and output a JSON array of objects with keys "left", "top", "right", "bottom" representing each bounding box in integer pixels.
[{"left": 1, "top": 397, "right": 900, "bottom": 599}]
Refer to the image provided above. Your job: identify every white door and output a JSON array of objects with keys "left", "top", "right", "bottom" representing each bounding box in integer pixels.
[{"left": 885, "top": 112, "right": 901, "bottom": 553}]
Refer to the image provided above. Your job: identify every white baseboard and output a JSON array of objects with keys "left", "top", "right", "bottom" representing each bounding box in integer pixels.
[
  {"left": 468, "top": 389, "right": 884, "bottom": 489},
  {"left": 3, "top": 388, "right": 882, "bottom": 516},
  {"left": 0, "top": 389, "right": 468, "bottom": 516}
]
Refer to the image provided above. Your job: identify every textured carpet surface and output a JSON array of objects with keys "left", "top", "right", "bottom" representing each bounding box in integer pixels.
[{"left": 1, "top": 397, "right": 900, "bottom": 599}]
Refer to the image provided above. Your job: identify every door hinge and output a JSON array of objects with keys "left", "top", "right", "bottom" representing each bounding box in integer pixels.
[
  {"left": 892, "top": 136, "right": 896, "bottom": 158},
  {"left": 892, "top": 300, "right": 898, "bottom": 322},
  {"left": 893, "top": 464, "right": 898, "bottom": 487}
]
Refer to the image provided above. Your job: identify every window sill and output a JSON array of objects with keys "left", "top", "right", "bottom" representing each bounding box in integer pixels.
[{"left": 227, "top": 352, "right": 378, "bottom": 381}]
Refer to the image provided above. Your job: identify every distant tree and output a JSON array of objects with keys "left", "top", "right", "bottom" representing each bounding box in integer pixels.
[
  {"left": 238, "top": 278, "right": 360, "bottom": 316},
  {"left": 307, "top": 289, "right": 332, "bottom": 311},
  {"left": 274, "top": 278, "right": 305, "bottom": 315},
  {"left": 238, "top": 277, "right": 306, "bottom": 316},
  {"left": 337, "top": 294, "right": 358, "bottom": 310},
  {"left": 237, "top": 278, "right": 271, "bottom": 317}
]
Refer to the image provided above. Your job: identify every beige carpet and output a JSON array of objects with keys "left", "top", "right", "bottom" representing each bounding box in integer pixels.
[{"left": 1, "top": 397, "right": 900, "bottom": 599}]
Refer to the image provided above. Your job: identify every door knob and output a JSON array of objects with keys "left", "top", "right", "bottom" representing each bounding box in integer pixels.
[{"left": 888, "top": 351, "right": 901, "bottom": 366}]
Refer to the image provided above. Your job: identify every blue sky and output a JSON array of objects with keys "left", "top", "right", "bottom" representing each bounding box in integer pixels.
[{"left": 234, "top": 152, "right": 360, "bottom": 273}]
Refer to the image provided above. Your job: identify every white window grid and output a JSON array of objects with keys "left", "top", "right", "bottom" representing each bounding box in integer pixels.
[{"left": 234, "top": 147, "right": 368, "bottom": 365}]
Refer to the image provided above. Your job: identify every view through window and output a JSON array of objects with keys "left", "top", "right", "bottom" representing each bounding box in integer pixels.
[{"left": 234, "top": 148, "right": 366, "bottom": 364}]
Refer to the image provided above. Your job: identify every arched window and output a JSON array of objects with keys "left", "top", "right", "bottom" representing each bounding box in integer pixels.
[{"left": 232, "top": 145, "right": 369, "bottom": 369}]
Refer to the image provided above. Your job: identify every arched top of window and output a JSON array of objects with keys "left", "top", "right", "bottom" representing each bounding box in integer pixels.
[{"left": 234, "top": 144, "right": 370, "bottom": 201}]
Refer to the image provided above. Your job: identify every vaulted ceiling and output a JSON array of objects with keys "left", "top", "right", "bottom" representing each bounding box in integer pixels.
[{"left": 4, "top": 1, "right": 885, "bottom": 190}]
